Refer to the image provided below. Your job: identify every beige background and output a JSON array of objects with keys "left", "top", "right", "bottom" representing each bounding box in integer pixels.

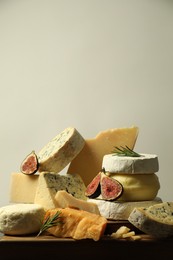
[{"left": 0, "top": 0, "right": 173, "bottom": 206}]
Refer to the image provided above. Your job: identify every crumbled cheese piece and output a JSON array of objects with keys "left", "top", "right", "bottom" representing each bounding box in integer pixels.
[
  {"left": 122, "top": 231, "right": 135, "bottom": 238},
  {"left": 111, "top": 225, "right": 141, "bottom": 240}
]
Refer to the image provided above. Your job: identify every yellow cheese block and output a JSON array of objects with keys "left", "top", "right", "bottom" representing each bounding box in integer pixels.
[
  {"left": 9, "top": 172, "right": 39, "bottom": 203},
  {"left": 67, "top": 126, "right": 139, "bottom": 185}
]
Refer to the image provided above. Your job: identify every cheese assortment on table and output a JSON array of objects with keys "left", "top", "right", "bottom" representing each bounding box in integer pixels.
[{"left": 0, "top": 125, "right": 173, "bottom": 240}]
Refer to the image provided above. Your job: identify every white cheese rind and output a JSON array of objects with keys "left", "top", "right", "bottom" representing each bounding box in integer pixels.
[
  {"left": 128, "top": 202, "right": 173, "bottom": 238},
  {"left": 88, "top": 197, "right": 162, "bottom": 220},
  {"left": 0, "top": 204, "right": 45, "bottom": 235},
  {"left": 102, "top": 153, "right": 159, "bottom": 174},
  {"left": 38, "top": 127, "right": 85, "bottom": 173},
  {"left": 34, "top": 172, "right": 87, "bottom": 210},
  {"left": 55, "top": 190, "right": 100, "bottom": 215}
]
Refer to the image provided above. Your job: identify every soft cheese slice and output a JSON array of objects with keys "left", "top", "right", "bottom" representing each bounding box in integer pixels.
[
  {"left": 0, "top": 203, "right": 45, "bottom": 235},
  {"left": 34, "top": 172, "right": 87, "bottom": 210},
  {"left": 67, "top": 126, "right": 139, "bottom": 185},
  {"left": 88, "top": 197, "right": 162, "bottom": 220},
  {"left": 9, "top": 172, "right": 39, "bottom": 203},
  {"left": 44, "top": 207, "right": 107, "bottom": 241},
  {"left": 102, "top": 153, "right": 159, "bottom": 174},
  {"left": 38, "top": 127, "right": 85, "bottom": 173},
  {"left": 55, "top": 190, "right": 100, "bottom": 215},
  {"left": 128, "top": 202, "right": 173, "bottom": 238}
]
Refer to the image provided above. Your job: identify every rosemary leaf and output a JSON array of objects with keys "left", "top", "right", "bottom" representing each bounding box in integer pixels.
[
  {"left": 37, "top": 210, "right": 62, "bottom": 237},
  {"left": 112, "top": 146, "right": 141, "bottom": 157}
]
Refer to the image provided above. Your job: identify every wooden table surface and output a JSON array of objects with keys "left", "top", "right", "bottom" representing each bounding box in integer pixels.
[{"left": 1, "top": 232, "right": 173, "bottom": 259}]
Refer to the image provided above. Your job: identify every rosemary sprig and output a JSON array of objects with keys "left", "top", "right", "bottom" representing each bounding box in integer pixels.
[
  {"left": 37, "top": 210, "right": 62, "bottom": 237},
  {"left": 112, "top": 146, "right": 141, "bottom": 157}
]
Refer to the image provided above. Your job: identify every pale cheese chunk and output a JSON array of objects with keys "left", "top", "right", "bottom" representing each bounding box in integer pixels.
[
  {"left": 0, "top": 203, "right": 45, "bottom": 235},
  {"left": 67, "top": 126, "right": 139, "bottom": 185},
  {"left": 55, "top": 190, "right": 100, "bottom": 215},
  {"left": 9, "top": 172, "right": 39, "bottom": 203},
  {"left": 44, "top": 207, "right": 107, "bottom": 241},
  {"left": 34, "top": 172, "right": 87, "bottom": 210},
  {"left": 102, "top": 153, "right": 159, "bottom": 174},
  {"left": 38, "top": 127, "right": 85, "bottom": 173}
]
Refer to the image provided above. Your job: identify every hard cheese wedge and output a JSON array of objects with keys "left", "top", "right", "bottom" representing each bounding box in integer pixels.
[
  {"left": 55, "top": 190, "right": 100, "bottom": 215},
  {"left": 67, "top": 126, "right": 139, "bottom": 185},
  {"left": 44, "top": 207, "right": 107, "bottom": 241}
]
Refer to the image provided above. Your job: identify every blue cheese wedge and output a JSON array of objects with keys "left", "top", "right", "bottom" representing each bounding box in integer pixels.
[
  {"left": 0, "top": 203, "right": 45, "bottom": 235},
  {"left": 38, "top": 127, "right": 85, "bottom": 173},
  {"left": 34, "top": 172, "right": 87, "bottom": 210},
  {"left": 128, "top": 202, "right": 173, "bottom": 238},
  {"left": 102, "top": 153, "right": 159, "bottom": 174}
]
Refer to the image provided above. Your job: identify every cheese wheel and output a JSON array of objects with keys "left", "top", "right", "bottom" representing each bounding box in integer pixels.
[
  {"left": 128, "top": 202, "right": 173, "bottom": 238},
  {"left": 102, "top": 153, "right": 159, "bottom": 174},
  {"left": 38, "top": 127, "right": 85, "bottom": 173},
  {"left": 0, "top": 204, "right": 45, "bottom": 235},
  {"left": 97, "top": 173, "right": 160, "bottom": 201},
  {"left": 88, "top": 197, "right": 162, "bottom": 220},
  {"left": 113, "top": 173, "right": 160, "bottom": 201}
]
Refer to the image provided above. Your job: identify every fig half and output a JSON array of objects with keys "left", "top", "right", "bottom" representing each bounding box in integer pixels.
[
  {"left": 100, "top": 172, "right": 123, "bottom": 201},
  {"left": 20, "top": 150, "right": 39, "bottom": 175}
]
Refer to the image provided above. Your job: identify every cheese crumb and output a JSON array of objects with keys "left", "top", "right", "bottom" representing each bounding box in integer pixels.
[{"left": 111, "top": 225, "right": 141, "bottom": 240}]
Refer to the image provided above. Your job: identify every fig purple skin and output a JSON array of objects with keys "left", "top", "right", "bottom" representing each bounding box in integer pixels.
[{"left": 85, "top": 172, "right": 101, "bottom": 198}]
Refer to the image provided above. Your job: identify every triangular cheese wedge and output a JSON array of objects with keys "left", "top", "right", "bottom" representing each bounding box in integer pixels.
[{"left": 67, "top": 126, "right": 139, "bottom": 185}]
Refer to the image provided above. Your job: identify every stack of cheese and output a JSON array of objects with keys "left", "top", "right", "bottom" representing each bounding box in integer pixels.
[
  {"left": 87, "top": 150, "right": 161, "bottom": 221},
  {"left": 0, "top": 125, "right": 139, "bottom": 240}
]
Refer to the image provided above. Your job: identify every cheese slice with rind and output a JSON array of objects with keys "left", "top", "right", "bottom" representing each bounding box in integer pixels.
[
  {"left": 128, "top": 202, "right": 173, "bottom": 238},
  {"left": 67, "top": 126, "right": 139, "bottom": 185},
  {"left": 38, "top": 127, "right": 85, "bottom": 173},
  {"left": 102, "top": 153, "right": 159, "bottom": 174}
]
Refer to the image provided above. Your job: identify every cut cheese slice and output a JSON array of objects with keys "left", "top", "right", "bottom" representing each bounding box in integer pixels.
[
  {"left": 88, "top": 197, "right": 162, "bottom": 220},
  {"left": 67, "top": 126, "right": 139, "bottom": 185},
  {"left": 38, "top": 127, "right": 85, "bottom": 173},
  {"left": 55, "top": 190, "right": 100, "bottom": 215},
  {"left": 9, "top": 172, "right": 39, "bottom": 203},
  {"left": 34, "top": 172, "right": 87, "bottom": 210},
  {"left": 0, "top": 203, "right": 45, "bottom": 235},
  {"left": 102, "top": 153, "right": 159, "bottom": 174},
  {"left": 128, "top": 202, "right": 173, "bottom": 238},
  {"left": 44, "top": 207, "right": 107, "bottom": 241}
]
